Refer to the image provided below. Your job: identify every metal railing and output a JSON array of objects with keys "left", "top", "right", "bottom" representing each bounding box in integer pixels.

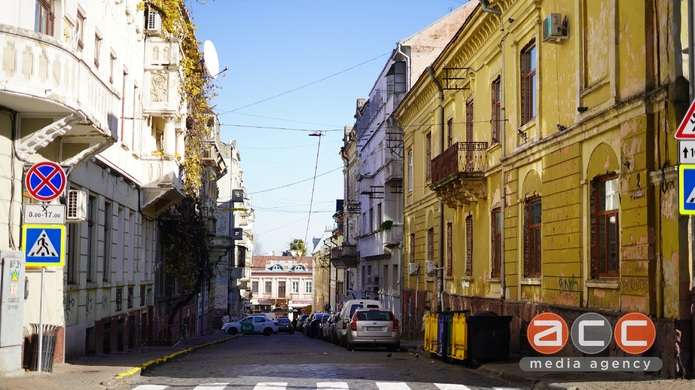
[{"left": 431, "top": 142, "right": 488, "bottom": 186}]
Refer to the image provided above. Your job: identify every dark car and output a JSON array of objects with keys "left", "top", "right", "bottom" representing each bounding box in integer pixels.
[
  {"left": 276, "top": 317, "right": 293, "bottom": 333},
  {"left": 296, "top": 314, "right": 309, "bottom": 331},
  {"left": 306, "top": 313, "right": 328, "bottom": 338}
]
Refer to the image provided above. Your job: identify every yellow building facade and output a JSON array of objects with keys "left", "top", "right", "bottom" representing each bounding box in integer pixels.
[{"left": 395, "top": 0, "right": 692, "bottom": 373}]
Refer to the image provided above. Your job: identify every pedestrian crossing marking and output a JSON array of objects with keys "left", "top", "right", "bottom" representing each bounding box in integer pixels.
[
  {"left": 376, "top": 382, "right": 411, "bottom": 390},
  {"left": 253, "top": 383, "right": 289, "bottom": 390},
  {"left": 27, "top": 230, "right": 59, "bottom": 257},
  {"left": 317, "top": 382, "right": 349, "bottom": 389},
  {"left": 687, "top": 186, "right": 695, "bottom": 203},
  {"left": 133, "top": 382, "right": 521, "bottom": 390},
  {"left": 193, "top": 384, "right": 230, "bottom": 390},
  {"left": 22, "top": 224, "right": 65, "bottom": 267},
  {"left": 435, "top": 384, "right": 472, "bottom": 390}
]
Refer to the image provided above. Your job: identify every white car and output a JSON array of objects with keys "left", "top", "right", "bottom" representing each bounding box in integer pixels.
[
  {"left": 221, "top": 315, "right": 279, "bottom": 336},
  {"left": 336, "top": 299, "right": 382, "bottom": 345}
]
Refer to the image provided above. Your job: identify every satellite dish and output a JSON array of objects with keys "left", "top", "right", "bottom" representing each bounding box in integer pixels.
[{"left": 203, "top": 40, "right": 220, "bottom": 78}]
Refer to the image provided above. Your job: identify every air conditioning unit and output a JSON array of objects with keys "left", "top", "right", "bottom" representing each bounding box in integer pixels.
[
  {"left": 66, "top": 190, "right": 87, "bottom": 222},
  {"left": 425, "top": 261, "right": 437, "bottom": 276},
  {"left": 543, "top": 14, "right": 568, "bottom": 42},
  {"left": 408, "top": 262, "right": 419, "bottom": 275}
]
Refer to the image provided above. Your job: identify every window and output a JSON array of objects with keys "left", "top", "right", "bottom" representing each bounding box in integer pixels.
[
  {"left": 116, "top": 287, "right": 123, "bottom": 312},
  {"left": 252, "top": 281, "right": 259, "bottom": 293},
  {"left": 377, "top": 203, "right": 382, "bottom": 230},
  {"left": 140, "top": 285, "right": 146, "bottom": 307},
  {"left": 268, "top": 264, "right": 283, "bottom": 271},
  {"left": 76, "top": 10, "right": 85, "bottom": 49},
  {"left": 425, "top": 132, "right": 432, "bottom": 181},
  {"left": 362, "top": 212, "right": 366, "bottom": 235},
  {"left": 146, "top": 7, "right": 162, "bottom": 31},
  {"left": 87, "top": 195, "right": 97, "bottom": 282},
  {"left": 291, "top": 281, "right": 299, "bottom": 293},
  {"left": 409, "top": 233, "right": 416, "bottom": 263},
  {"left": 103, "top": 201, "right": 112, "bottom": 282},
  {"left": 127, "top": 286, "right": 134, "bottom": 309},
  {"left": 523, "top": 196, "right": 542, "bottom": 277},
  {"left": 491, "top": 208, "right": 502, "bottom": 278},
  {"left": 305, "top": 281, "right": 312, "bottom": 293},
  {"left": 369, "top": 207, "right": 374, "bottom": 232},
  {"left": 290, "top": 264, "right": 306, "bottom": 272},
  {"left": 393, "top": 265, "right": 399, "bottom": 288},
  {"left": 68, "top": 222, "right": 79, "bottom": 284},
  {"left": 427, "top": 228, "right": 434, "bottom": 263},
  {"left": 447, "top": 118, "right": 453, "bottom": 148},
  {"left": 278, "top": 281, "right": 286, "bottom": 298},
  {"left": 94, "top": 33, "right": 102, "bottom": 68},
  {"left": 446, "top": 222, "right": 453, "bottom": 277},
  {"left": 264, "top": 281, "right": 272, "bottom": 294},
  {"left": 383, "top": 265, "right": 389, "bottom": 289},
  {"left": 591, "top": 174, "right": 619, "bottom": 278},
  {"left": 520, "top": 41, "right": 537, "bottom": 126},
  {"left": 465, "top": 215, "right": 473, "bottom": 276},
  {"left": 407, "top": 148, "right": 413, "bottom": 192},
  {"left": 387, "top": 61, "right": 407, "bottom": 95},
  {"left": 491, "top": 77, "right": 501, "bottom": 143},
  {"left": 110, "top": 53, "right": 116, "bottom": 84},
  {"left": 35, "top": 0, "right": 54, "bottom": 36}
]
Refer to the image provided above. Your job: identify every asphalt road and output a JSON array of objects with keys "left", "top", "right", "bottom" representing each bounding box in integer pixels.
[{"left": 120, "top": 332, "right": 523, "bottom": 390}]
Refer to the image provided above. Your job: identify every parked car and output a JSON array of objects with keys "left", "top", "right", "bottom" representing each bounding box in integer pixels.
[
  {"left": 276, "top": 317, "right": 293, "bottom": 333},
  {"left": 336, "top": 299, "right": 382, "bottom": 345},
  {"left": 221, "top": 315, "right": 279, "bottom": 336},
  {"left": 296, "top": 314, "right": 309, "bottom": 331},
  {"left": 322, "top": 313, "right": 340, "bottom": 342},
  {"left": 305, "top": 312, "right": 328, "bottom": 338},
  {"left": 346, "top": 309, "right": 400, "bottom": 351}
]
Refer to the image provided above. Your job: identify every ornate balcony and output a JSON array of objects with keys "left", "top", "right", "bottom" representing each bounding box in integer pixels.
[
  {"left": 330, "top": 244, "right": 358, "bottom": 268},
  {"left": 430, "top": 142, "right": 488, "bottom": 207},
  {"left": 0, "top": 25, "right": 117, "bottom": 164}
]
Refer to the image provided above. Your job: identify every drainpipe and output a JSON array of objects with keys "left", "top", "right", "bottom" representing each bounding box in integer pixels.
[
  {"left": 497, "top": 13, "right": 507, "bottom": 302},
  {"left": 396, "top": 42, "right": 411, "bottom": 89},
  {"left": 427, "top": 66, "right": 446, "bottom": 313}
]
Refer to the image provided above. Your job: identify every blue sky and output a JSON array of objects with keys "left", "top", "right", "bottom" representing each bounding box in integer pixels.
[{"left": 188, "top": 0, "right": 468, "bottom": 255}]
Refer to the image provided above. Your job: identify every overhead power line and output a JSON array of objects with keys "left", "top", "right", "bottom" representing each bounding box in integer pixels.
[
  {"left": 219, "top": 51, "right": 389, "bottom": 114},
  {"left": 249, "top": 166, "right": 342, "bottom": 195},
  {"left": 220, "top": 123, "right": 342, "bottom": 133}
]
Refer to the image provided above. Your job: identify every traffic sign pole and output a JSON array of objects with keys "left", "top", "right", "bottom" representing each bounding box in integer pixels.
[{"left": 37, "top": 267, "right": 44, "bottom": 373}]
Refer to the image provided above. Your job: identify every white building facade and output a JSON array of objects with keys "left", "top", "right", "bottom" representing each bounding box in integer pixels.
[
  {"left": 0, "top": 0, "right": 223, "bottom": 371},
  {"left": 249, "top": 256, "right": 312, "bottom": 312},
  {"left": 351, "top": 3, "right": 476, "bottom": 320},
  {"left": 212, "top": 140, "right": 255, "bottom": 321}
]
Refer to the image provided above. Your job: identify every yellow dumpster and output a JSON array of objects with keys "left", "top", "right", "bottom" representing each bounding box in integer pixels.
[
  {"left": 423, "top": 311, "right": 439, "bottom": 353},
  {"left": 448, "top": 312, "right": 467, "bottom": 361}
]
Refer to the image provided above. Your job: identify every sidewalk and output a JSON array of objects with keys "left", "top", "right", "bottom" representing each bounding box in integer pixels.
[
  {"left": 0, "top": 331, "right": 236, "bottom": 390},
  {"left": 400, "top": 340, "right": 695, "bottom": 390}
]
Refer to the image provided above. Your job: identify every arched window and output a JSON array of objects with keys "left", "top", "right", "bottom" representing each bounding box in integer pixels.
[
  {"left": 291, "top": 264, "right": 306, "bottom": 272},
  {"left": 268, "top": 264, "right": 283, "bottom": 272}
]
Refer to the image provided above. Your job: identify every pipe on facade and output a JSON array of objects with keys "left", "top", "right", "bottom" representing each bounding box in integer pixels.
[
  {"left": 1, "top": 106, "right": 19, "bottom": 249},
  {"left": 396, "top": 42, "right": 411, "bottom": 90},
  {"left": 427, "top": 66, "right": 446, "bottom": 313}
]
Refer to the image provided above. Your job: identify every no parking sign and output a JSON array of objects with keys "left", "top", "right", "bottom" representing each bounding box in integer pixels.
[{"left": 25, "top": 161, "right": 66, "bottom": 202}]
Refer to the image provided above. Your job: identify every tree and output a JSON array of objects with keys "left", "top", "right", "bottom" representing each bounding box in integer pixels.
[{"left": 289, "top": 239, "right": 307, "bottom": 256}]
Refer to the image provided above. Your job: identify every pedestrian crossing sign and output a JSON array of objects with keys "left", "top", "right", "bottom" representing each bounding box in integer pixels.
[{"left": 21, "top": 224, "right": 65, "bottom": 267}]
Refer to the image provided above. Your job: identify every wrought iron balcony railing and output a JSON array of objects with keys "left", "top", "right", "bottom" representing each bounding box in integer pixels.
[{"left": 431, "top": 142, "right": 487, "bottom": 187}]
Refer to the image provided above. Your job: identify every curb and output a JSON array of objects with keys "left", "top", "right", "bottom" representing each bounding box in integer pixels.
[{"left": 113, "top": 335, "right": 239, "bottom": 381}]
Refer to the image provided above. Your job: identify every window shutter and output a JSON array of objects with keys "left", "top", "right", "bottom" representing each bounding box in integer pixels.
[
  {"left": 590, "top": 179, "right": 601, "bottom": 279},
  {"left": 520, "top": 50, "right": 530, "bottom": 125},
  {"left": 523, "top": 201, "right": 531, "bottom": 277}
]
